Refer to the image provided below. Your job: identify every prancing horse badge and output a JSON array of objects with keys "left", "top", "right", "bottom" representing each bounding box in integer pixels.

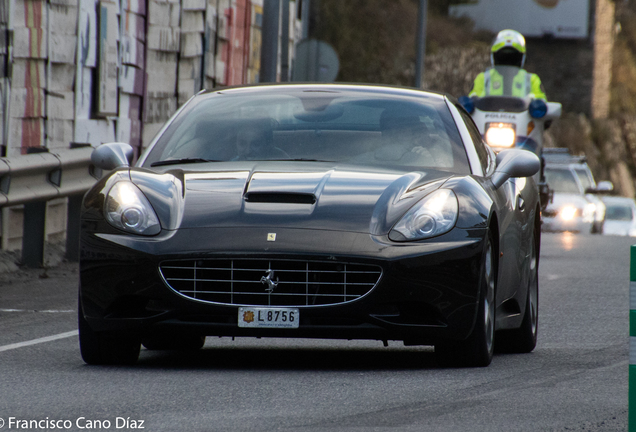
[{"left": 267, "top": 233, "right": 277, "bottom": 242}]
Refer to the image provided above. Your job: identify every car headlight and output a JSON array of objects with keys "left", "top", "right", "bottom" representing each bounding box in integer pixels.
[
  {"left": 390, "top": 189, "right": 458, "bottom": 241},
  {"left": 582, "top": 203, "right": 596, "bottom": 223},
  {"left": 485, "top": 122, "right": 516, "bottom": 149},
  {"left": 559, "top": 205, "right": 578, "bottom": 221},
  {"left": 104, "top": 181, "right": 161, "bottom": 235}
]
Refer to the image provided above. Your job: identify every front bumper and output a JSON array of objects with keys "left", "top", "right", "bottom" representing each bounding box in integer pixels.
[
  {"left": 541, "top": 215, "right": 592, "bottom": 233},
  {"left": 79, "top": 226, "right": 486, "bottom": 345}
]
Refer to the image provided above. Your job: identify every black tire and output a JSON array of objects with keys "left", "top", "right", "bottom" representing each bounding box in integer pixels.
[
  {"left": 436, "top": 233, "right": 496, "bottom": 367},
  {"left": 497, "top": 227, "right": 539, "bottom": 353},
  {"left": 78, "top": 299, "right": 141, "bottom": 365},
  {"left": 142, "top": 333, "right": 206, "bottom": 351}
]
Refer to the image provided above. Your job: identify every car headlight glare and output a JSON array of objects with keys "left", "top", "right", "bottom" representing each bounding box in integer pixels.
[
  {"left": 105, "top": 181, "right": 161, "bottom": 235},
  {"left": 390, "top": 189, "right": 458, "bottom": 241},
  {"left": 485, "top": 123, "right": 516, "bottom": 149},
  {"left": 559, "top": 205, "right": 577, "bottom": 221},
  {"left": 583, "top": 203, "right": 596, "bottom": 223}
]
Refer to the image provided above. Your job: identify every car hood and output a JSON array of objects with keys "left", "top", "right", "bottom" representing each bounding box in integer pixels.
[
  {"left": 131, "top": 162, "right": 454, "bottom": 234},
  {"left": 603, "top": 220, "right": 635, "bottom": 236}
]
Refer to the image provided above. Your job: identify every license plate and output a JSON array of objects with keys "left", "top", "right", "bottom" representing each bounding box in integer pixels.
[{"left": 238, "top": 307, "right": 299, "bottom": 328}]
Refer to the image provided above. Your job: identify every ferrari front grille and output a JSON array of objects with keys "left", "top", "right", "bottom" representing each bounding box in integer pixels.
[{"left": 159, "top": 259, "right": 382, "bottom": 306}]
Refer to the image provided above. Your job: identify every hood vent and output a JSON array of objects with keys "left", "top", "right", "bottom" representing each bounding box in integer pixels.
[{"left": 244, "top": 192, "right": 316, "bottom": 204}]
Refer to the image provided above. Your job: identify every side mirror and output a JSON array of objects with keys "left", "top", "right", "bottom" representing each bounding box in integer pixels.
[
  {"left": 91, "top": 142, "right": 134, "bottom": 170},
  {"left": 491, "top": 149, "right": 541, "bottom": 189},
  {"left": 586, "top": 180, "right": 614, "bottom": 194},
  {"left": 597, "top": 181, "right": 614, "bottom": 192},
  {"left": 545, "top": 102, "right": 562, "bottom": 121}
]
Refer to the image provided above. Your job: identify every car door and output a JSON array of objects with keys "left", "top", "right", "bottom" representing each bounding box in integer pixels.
[{"left": 456, "top": 106, "right": 528, "bottom": 303}]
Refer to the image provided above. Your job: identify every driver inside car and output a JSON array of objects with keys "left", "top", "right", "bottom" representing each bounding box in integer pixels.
[
  {"left": 232, "top": 119, "right": 289, "bottom": 161},
  {"left": 354, "top": 110, "right": 451, "bottom": 167}
]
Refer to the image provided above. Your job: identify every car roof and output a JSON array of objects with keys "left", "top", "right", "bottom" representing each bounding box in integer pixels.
[
  {"left": 199, "top": 83, "right": 450, "bottom": 102},
  {"left": 601, "top": 196, "right": 636, "bottom": 205}
]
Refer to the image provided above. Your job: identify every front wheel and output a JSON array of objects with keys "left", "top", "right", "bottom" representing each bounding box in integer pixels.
[
  {"left": 436, "top": 234, "right": 495, "bottom": 367},
  {"left": 78, "top": 299, "right": 141, "bottom": 365}
]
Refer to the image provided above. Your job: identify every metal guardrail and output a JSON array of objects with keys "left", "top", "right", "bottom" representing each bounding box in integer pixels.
[{"left": 0, "top": 146, "right": 97, "bottom": 267}]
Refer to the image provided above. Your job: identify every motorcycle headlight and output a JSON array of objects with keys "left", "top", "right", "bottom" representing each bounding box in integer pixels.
[
  {"left": 104, "top": 181, "right": 161, "bottom": 235},
  {"left": 485, "top": 122, "right": 516, "bottom": 149},
  {"left": 390, "top": 189, "right": 458, "bottom": 241}
]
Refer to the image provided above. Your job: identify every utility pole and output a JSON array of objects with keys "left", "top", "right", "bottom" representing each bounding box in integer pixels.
[
  {"left": 281, "top": 0, "right": 290, "bottom": 81},
  {"left": 301, "top": 0, "right": 310, "bottom": 39},
  {"left": 260, "top": 0, "right": 280, "bottom": 82},
  {"left": 415, "top": 0, "right": 427, "bottom": 88}
]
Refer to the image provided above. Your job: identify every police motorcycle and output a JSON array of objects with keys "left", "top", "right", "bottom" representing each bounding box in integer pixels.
[{"left": 458, "top": 65, "right": 562, "bottom": 210}]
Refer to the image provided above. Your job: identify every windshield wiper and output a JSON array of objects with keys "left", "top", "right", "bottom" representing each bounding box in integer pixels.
[
  {"left": 269, "top": 158, "right": 335, "bottom": 162},
  {"left": 150, "top": 158, "right": 219, "bottom": 167}
]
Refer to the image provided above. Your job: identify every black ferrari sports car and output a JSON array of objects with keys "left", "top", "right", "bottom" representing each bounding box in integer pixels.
[{"left": 79, "top": 84, "right": 541, "bottom": 367}]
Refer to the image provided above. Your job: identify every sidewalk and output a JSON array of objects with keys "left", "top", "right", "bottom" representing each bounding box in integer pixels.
[{"left": 0, "top": 243, "right": 68, "bottom": 276}]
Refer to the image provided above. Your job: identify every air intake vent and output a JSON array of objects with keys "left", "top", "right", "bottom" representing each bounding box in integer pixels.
[{"left": 244, "top": 192, "right": 316, "bottom": 204}]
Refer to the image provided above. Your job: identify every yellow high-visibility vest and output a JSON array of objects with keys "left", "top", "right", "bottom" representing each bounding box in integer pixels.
[{"left": 469, "top": 68, "right": 546, "bottom": 99}]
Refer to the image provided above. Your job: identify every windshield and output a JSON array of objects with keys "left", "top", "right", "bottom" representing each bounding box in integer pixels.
[
  {"left": 544, "top": 168, "right": 582, "bottom": 194},
  {"left": 141, "top": 87, "right": 471, "bottom": 173},
  {"left": 605, "top": 203, "right": 634, "bottom": 221},
  {"left": 573, "top": 167, "right": 595, "bottom": 190}
]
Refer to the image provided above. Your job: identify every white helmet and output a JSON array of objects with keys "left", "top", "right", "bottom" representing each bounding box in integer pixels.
[{"left": 491, "top": 29, "right": 527, "bottom": 68}]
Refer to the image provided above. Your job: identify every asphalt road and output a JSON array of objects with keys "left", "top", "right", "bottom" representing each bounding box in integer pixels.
[{"left": 0, "top": 232, "right": 631, "bottom": 432}]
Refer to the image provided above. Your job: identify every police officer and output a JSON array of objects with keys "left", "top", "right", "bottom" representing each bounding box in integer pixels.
[{"left": 469, "top": 29, "right": 546, "bottom": 100}]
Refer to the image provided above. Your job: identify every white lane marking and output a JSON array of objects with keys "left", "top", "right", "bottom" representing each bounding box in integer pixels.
[
  {"left": 0, "top": 330, "right": 78, "bottom": 353},
  {"left": 0, "top": 309, "right": 74, "bottom": 313}
]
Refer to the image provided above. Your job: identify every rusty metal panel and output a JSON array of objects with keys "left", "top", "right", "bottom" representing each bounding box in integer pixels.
[
  {"left": 14, "top": 0, "right": 48, "bottom": 31},
  {"left": 13, "top": 27, "right": 47, "bottom": 59},
  {"left": 78, "top": 0, "right": 98, "bottom": 68},
  {"left": 119, "top": 65, "right": 145, "bottom": 95},
  {"left": 148, "top": 0, "right": 171, "bottom": 26},
  {"left": 203, "top": 2, "right": 217, "bottom": 80},
  {"left": 180, "top": 31, "right": 203, "bottom": 57},
  {"left": 146, "top": 50, "right": 178, "bottom": 94},
  {"left": 50, "top": 63, "right": 77, "bottom": 92},
  {"left": 6, "top": 119, "right": 39, "bottom": 156},
  {"left": 147, "top": 25, "right": 181, "bottom": 51},
  {"left": 47, "top": 119, "right": 75, "bottom": 149},
  {"left": 124, "top": 0, "right": 146, "bottom": 16},
  {"left": 50, "top": 34, "right": 77, "bottom": 63},
  {"left": 11, "top": 59, "right": 46, "bottom": 89},
  {"left": 121, "top": 34, "right": 145, "bottom": 68},
  {"left": 74, "top": 118, "right": 115, "bottom": 147},
  {"left": 47, "top": 92, "right": 75, "bottom": 120},
  {"left": 181, "top": 10, "right": 204, "bottom": 31},
  {"left": 75, "top": 67, "right": 93, "bottom": 119},
  {"left": 50, "top": 4, "right": 78, "bottom": 35},
  {"left": 96, "top": 0, "right": 119, "bottom": 116},
  {"left": 122, "top": 10, "right": 146, "bottom": 41},
  {"left": 183, "top": 0, "right": 205, "bottom": 11},
  {"left": 145, "top": 93, "right": 177, "bottom": 124},
  {"left": 10, "top": 88, "right": 46, "bottom": 119},
  {"left": 247, "top": 2, "right": 262, "bottom": 84}
]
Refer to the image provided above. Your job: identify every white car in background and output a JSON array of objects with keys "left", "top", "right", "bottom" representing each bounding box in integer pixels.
[
  {"left": 541, "top": 149, "right": 612, "bottom": 234},
  {"left": 601, "top": 196, "right": 636, "bottom": 236}
]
